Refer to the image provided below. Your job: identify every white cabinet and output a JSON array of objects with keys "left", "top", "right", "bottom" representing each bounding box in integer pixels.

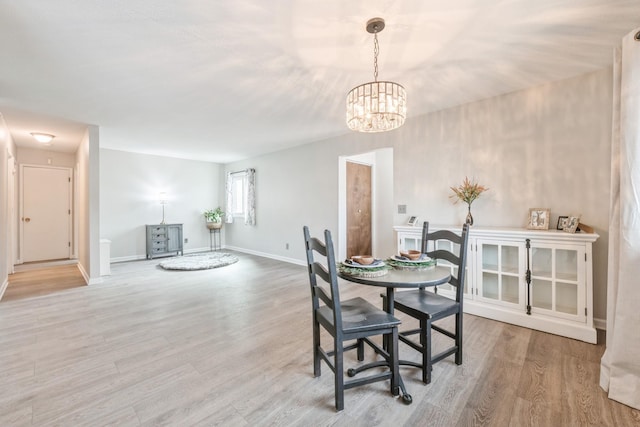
[{"left": 395, "top": 225, "right": 599, "bottom": 343}]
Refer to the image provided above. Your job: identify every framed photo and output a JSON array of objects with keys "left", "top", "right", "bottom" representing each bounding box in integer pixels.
[
  {"left": 556, "top": 216, "right": 569, "bottom": 231},
  {"left": 563, "top": 215, "right": 581, "bottom": 233},
  {"left": 527, "top": 208, "right": 550, "bottom": 230},
  {"left": 407, "top": 216, "right": 419, "bottom": 226}
]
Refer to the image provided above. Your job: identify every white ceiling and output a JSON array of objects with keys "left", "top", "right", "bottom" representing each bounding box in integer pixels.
[{"left": 1, "top": 1, "right": 639, "bottom": 163}]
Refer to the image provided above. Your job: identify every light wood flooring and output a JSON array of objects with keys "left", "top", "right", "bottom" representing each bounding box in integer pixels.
[{"left": 1, "top": 252, "right": 639, "bottom": 426}]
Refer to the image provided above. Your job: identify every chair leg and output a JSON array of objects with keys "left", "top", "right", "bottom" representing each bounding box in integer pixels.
[
  {"left": 423, "top": 318, "right": 432, "bottom": 384},
  {"left": 313, "top": 320, "right": 321, "bottom": 377},
  {"left": 357, "top": 338, "right": 364, "bottom": 361},
  {"left": 334, "top": 339, "right": 344, "bottom": 411},
  {"left": 455, "top": 312, "right": 463, "bottom": 365},
  {"left": 389, "top": 327, "right": 400, "bottom": 396}
]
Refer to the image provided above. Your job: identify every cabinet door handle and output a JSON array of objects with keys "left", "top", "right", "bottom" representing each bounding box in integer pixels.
[{"left": 24, "top": 217, "right": 31, "bottom": 222}]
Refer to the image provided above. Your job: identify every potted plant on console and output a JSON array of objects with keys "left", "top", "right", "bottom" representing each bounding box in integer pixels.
[{"left": 204, "top": 207, "right": 224, "bottom": 230}]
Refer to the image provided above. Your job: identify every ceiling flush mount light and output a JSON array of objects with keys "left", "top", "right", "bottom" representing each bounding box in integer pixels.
[
  {"left": 31, "top": 132, "right": 55, "bottom": 144},
  {"left": 346, "top": 17, "right": 406, "bottom": 133}
]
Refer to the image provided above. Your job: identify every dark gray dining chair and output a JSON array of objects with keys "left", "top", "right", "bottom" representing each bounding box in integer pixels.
[
  {"left": 303, "top": 226, "right": 401, "bottom": 411},
  {"left": 392, "top": 221, "right": 470, "bottom": 384}
]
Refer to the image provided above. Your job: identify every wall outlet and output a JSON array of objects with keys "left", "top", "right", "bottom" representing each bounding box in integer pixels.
[
  {"left": 398, "top": 204, "right": 407, "bottom": 214},
  {"left": 286, "top": 243, "right": 289, "bottom": 250},
  {"left": 184, "top": 238, "right": 188, "bottom": 243}
]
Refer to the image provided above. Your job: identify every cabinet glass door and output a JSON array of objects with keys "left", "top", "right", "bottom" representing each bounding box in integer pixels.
[
  {"left": 428, "top": 239, "right": 472, "bottom": 298},
  {"left": 477, "top": 240, "right": 524, "bottom": 308},
  {"left": 397, "top": 228, "right": 472, "bottom": 299},
  {"left": 530, "top": 243, "right": 584, "bottom": 321},
  {"left": 401, "top": 235, "right": 421, "bottom": 252}
]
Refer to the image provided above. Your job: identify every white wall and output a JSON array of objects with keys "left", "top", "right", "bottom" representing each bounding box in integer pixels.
[
  {"left": 224, "top": 68, "right": 613, "bottom": 321},
  {"left": 224, "top": 140, "right": 395, "bottom": 263},
  {"left": 76, "top": 125, "right": 101, "bottom": 283},
  {"left": 0, "top": 113, "right": 18, "bottom": 298},
  {"left": 100, "top": 149, "right": 223, "bottom": 260},
  {"left": 16, "top": 147, "right": 76, "bottom": 168}
]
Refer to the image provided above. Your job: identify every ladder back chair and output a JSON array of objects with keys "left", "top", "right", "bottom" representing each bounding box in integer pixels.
[
  {"left": 303, "top": 226, "right": 401, "bottom": 411},
  {"left": 392, "top": 221, "right": 470, "bottom": 384}
]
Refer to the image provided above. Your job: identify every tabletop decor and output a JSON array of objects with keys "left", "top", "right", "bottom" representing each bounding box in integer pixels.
[
  {"left": 338, "top": 259, "right": 390, "bottom": 277},
  {"left": 562, "top": 215, "right": 581, "bottom": 233},
  {"left": 386, "top": 256, "right": 436, "bottom": 271},
  {"left": 527, "top": 208, "right": 550, "bottom": 230},
  {"left": 450, "top": 177, "right": 489, "bottom": 226}
]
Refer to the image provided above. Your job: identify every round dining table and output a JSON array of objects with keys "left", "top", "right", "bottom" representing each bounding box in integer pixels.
[
  {"left": 338, "top": 265, "right": 452, "bottom": 404},
  {"left": 338, "top": 266, "right": 451, "bottom": 313}
]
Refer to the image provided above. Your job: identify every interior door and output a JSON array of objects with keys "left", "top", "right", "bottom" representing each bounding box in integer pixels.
[
  {"left": 21, "top": 165, "right": 72, "bottom": 262},
  {"left": 346, "top": 161, "right": 372, "bottom": 258}
]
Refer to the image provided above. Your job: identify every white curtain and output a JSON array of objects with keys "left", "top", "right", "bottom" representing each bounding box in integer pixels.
[
  {"left": 225, "top": 171, "right": 234, "bottom": 223},
  {"left": 244, "top": 168, "right": 256, "bottom": 226},
  {"left": 600, "top": 27, "right": 640, "bottom": 410}
]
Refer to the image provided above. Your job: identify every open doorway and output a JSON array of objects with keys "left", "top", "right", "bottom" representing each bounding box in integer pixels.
[
  {"left": 345, "top": 161, "right": 372, "bottom": 258},
  {"left": 338, "top": 148, "right": 395, "bottom": 261}
]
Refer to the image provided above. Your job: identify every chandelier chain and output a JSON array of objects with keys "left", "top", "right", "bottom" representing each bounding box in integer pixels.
[{"left": 373, "top": 33, "right": 379, "bottom": 82}]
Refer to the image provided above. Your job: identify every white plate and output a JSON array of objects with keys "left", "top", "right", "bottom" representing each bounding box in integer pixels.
[
  {"left": 393, "top": 255, "right": 432, "bottom": 263},
  {"left": 342, "top": 260, "right": 385, "bottom": 269}
]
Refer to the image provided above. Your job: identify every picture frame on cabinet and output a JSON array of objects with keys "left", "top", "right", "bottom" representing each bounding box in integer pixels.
[
  {"left": 527, "top": 208, "right": 550, "bottom": 230},
  {"left": 563, "top": 215, "right": 581, "bottom": 233},
  {"left": 557, "top": 216, "right": 569, "bottom": 230},
  {"left": 407, "top": 216, "right": 419, "bottom": 226}
]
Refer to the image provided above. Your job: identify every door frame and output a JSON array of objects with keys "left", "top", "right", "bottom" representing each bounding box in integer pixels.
[
  {"left": 6, "top": 151, "right": 16, "bottom": 274},
  {"left": 18, "top": 164, "right": 73, "bottom": 264},
  {"left": 339, "top": 148, "right": 395, "bottom": 261},
  {"left": 344, "top": 158, "right": 374, "bottom": 259}
]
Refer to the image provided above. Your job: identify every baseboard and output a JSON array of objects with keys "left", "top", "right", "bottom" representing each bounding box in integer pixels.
[
  {"left": 594, "top": 317, "right": 606, "bottom": 331},
  {"left": 110, "top": 247, "right": 211, "bottom": 264},
  {"left": 184, "top": 247, "right": 210, "bottom": 255},
  {"left": 0, "top": 276, "right": 8, "bottom": 300},
  {"left": 76, "top": 262, "right": 91, "bottom": 285},
  {"left": 224, "top": 245, "right": 306, "bottom": 266},
  {"left": 111, "top": 254, "right": 147, "bottom": 263}
]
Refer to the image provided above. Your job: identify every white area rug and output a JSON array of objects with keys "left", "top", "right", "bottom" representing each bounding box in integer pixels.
[{"left": 158, "top": 252, "right": 239, "bottom": 270}]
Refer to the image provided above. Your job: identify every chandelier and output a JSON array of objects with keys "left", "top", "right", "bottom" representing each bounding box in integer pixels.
[{"left": 346, "top": 18, "right": 406, "bottom": 133}]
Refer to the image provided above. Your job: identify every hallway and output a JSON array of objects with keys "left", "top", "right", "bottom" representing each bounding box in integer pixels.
[{"left": 2, "top": 263, "right": 85, "bottom": 302}]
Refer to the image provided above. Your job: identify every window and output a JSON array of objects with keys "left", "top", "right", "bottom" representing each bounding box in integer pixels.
[
  {"left": 230, "top": 171, "right": 246, "bottom": 217},
  {"left": 226, "top": 168, "right": 256, "bottom": 225}
]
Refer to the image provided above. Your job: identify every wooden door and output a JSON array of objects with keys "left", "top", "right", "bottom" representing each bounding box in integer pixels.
[
  {"left": 21, "top": 165, "right": 72, "bottom": 262},
  {"left": 346, "top": 161, "right": 372, "bottom": 258}
]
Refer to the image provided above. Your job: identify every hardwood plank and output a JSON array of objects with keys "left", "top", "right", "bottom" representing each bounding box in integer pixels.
[
  {"left": 1, "top": 252, "right": 638, "bottom": 426},
  {"left": 0, "top": 402, "right": 32, "bottom": 427},
  {"left": 3, "top": 264, "right": 85, "bottom": 301},
  {"left": 454, "top": 357, "right": 521, "bottom": 426}
]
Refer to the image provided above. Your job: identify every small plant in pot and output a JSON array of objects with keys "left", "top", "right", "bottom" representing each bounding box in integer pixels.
[{"left": 204, "top": 207, "right": 224, "bottom": 229}]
